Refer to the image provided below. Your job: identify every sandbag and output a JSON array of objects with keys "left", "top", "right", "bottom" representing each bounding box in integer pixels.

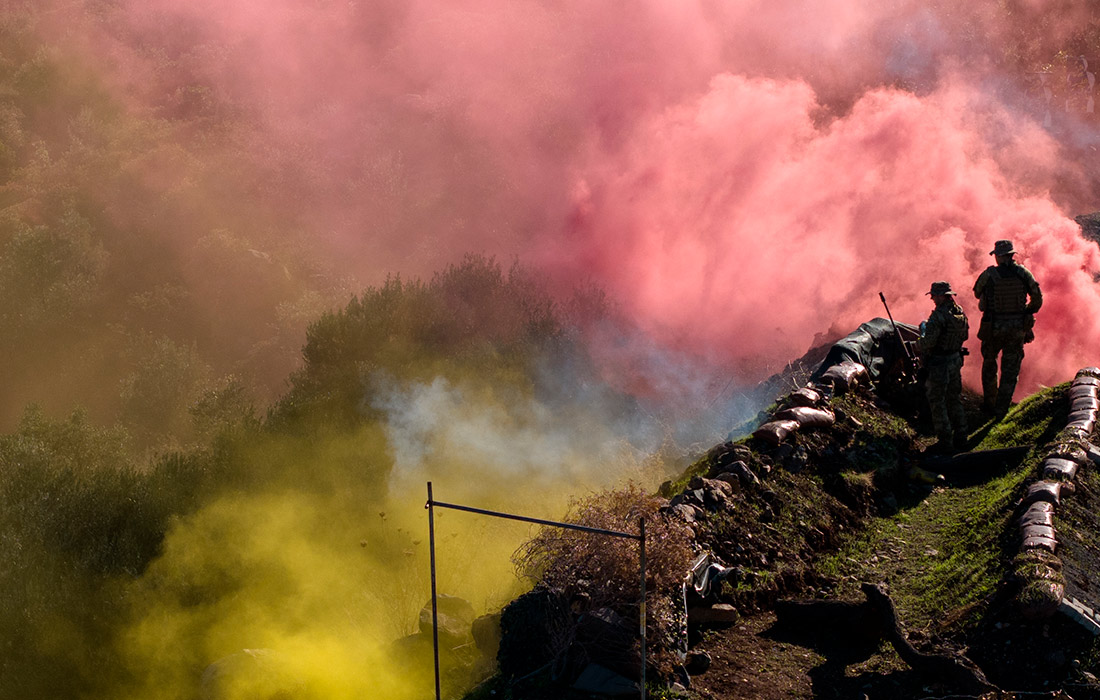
[
  {"left": 1071, "top": 396, "right": 1100, "bottom": 412},
  {"left": 774, "top": 406, "right": 836, "bottom": 429},
  {"left": 752, "top": 419, "right": 801, "bottom": 446},
  {"left": 1069, "top": 384, "right": 1098, "bottom": 401},
  {"left": 1042, "top": 457, "right": 1079, "bottom": 482},
  {"left": 786, "top": 386, "right": 824, "bottom": 407},
  {"left": 818, "top": 361, "right": 868, "bottom": 394}
]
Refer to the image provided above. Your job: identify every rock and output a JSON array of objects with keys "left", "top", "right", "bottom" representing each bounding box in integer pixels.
[
  {"left": 705, "top": 442, "right": 752, "bottom": 470},
  {"left": 687, "top": 603, "right": 740, "bottom": 627},
  {"left": 685, "top": 649, "right": 712, "bottom": 674},
  {"left": 783, "top": 445, "right": 810, "bottom": 473},
  {"left": 419, "top": 594, "right": 475, "bottom": 646},
  {"left": 689, "top": 475, "right": 733, "bottom": 498},
  {"left": 667, "top": 503, "right": 700, "bottom": 523},
  {"left": 718, "top": 461, "right": 760, "bottom": 488}
]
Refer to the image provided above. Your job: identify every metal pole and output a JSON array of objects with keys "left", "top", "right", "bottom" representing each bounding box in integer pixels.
[
  {"left": 639, "top": 517, "right": 646, "bottom": 700},
  {"left": 427, "top": 482, "right": 441, "bottom": 700},
  {"left": 429, "top": 499, "right": 638, "bottom": 540}
]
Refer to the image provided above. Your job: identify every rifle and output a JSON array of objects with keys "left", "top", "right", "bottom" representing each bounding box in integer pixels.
[{"left": 879, "top": 292, "right": 919, "bottom": 381}]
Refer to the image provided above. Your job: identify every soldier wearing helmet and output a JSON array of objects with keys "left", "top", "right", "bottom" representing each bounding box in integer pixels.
[
  {"left": 973, "top": 240, "right": 1042, "bottom": 416},
  {"left": 917, "top": 281, "right": 970, "bottom": 452}
]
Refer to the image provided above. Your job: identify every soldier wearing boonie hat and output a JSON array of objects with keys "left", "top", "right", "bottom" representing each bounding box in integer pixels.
[
  {"left": 917, "top": 280, "right": 970, "bottom": 453},
  {"left": 973, "top": 240, "right": 1042, "bottom": 416}
]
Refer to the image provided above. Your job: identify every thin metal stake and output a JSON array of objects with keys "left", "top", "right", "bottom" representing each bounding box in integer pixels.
[
  {"left": 427, "top": 482, "right": 441, "bottom": 700},
  {"left": 639, "top": 517, "right": 647, "bottom": 700}
]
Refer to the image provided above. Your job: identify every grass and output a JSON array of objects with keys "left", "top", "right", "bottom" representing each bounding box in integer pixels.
[{"left": 816, "top": 384, "right": 1065, "bottom": 632}]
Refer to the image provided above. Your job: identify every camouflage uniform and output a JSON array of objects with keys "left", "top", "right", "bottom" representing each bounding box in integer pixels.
[
  {"left": 973, "top": 240, "right": 1042, "bottom": 414},
  {"left": 918, "top": 281, "right": 969, "bottom": 448}
]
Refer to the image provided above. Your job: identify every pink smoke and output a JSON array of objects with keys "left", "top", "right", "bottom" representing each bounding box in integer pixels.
[
  {"left": 549, "top": 73, "right": 1100, "bottom": 397},
  {"left": 36, "top": 0, "right": 1100, "bottom": 400}
]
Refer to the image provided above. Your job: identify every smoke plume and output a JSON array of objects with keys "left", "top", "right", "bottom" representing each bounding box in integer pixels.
[
  {"left": 36, "top": 0, "right": 1100, "bottom": 397},
  {"left": 9, "top": 2, "right": 1100, "bottom": 699}
]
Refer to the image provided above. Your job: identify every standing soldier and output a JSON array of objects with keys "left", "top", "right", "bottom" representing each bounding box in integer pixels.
[
  {"left": 917, "top": 281, "right": 970, "bottom": 452},
  {"left": 973, "top": 240, "right": 1043, "bottom": 416}
]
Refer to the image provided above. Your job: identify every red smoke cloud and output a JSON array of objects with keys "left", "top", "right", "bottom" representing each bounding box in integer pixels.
[
  {"left": 41, "top": 0, "right": 1100, "bottom": 399},
  {"left": 551, "top": 73, "right": 1100, "bottom": 396}
]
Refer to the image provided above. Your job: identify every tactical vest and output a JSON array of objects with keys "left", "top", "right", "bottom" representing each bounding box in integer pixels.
[
  {"left": 987, "top": 265, "right": 1028, "bottom": 315},
  {"left": 932, "top": 305, "right": 968, "bottom": 354}
]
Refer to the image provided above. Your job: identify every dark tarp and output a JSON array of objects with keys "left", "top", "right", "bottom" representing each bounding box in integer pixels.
[{"left": 811, "top": 317, "right": 919, "bottom": 382}]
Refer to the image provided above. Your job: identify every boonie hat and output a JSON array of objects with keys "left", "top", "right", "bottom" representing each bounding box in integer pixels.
[
  {"left": 990, "top": 240, "right": 1016, "bottom": 256},
  {"left": 927, "top": 281, "right": 957, "bottom": 296}
]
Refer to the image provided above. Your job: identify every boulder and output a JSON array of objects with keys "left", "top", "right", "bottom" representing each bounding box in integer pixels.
[{"left": 419, "top": 594, "right": 475, "bottom": 646}]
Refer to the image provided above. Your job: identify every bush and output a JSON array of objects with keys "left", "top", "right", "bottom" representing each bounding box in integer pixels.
[{"left": 512, "top": 486, "right": 693, "bottom": 674}]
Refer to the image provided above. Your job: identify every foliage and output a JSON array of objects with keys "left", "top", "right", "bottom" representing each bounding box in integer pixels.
[
  {"left": 272, "top": 254, "right": 574, "bottom": 431},
  {"left": 512, "top": 485, "right": 694, "bottom": 676},
  {"left": 0, "top": 407, "right": 168, "bottom": 697},
  {"left": 513, "top": 487, "right": 692, "bottom": 604}
]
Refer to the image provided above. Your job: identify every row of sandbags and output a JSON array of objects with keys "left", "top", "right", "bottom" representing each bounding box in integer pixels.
[
  {"left": 751, "top": 360, "right": 869, "bottom": 446},
  {"left": 1014, "top": 368, "right": 1100, "bottom": 623}
]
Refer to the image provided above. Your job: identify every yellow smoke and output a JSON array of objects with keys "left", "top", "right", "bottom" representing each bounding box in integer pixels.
[{"left": 109, "top": 374, "right": 661, "bottom": 700}]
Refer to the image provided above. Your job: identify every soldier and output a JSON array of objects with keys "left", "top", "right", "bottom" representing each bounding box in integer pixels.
[
  {"left": 917, "top": 281, "right": 970, "bottom": 452},
  {"left": 973, "top": 240, "right": 1042, "bottom": 416}
]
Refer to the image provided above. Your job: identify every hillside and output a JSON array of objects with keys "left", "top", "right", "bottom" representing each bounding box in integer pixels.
[{"left": 459, "top": 350, "right": 1100, "bottom": 700}]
